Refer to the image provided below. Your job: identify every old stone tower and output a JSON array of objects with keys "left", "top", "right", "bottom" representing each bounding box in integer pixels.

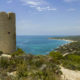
[{"left": 0, "top": 12, "right": 16, "bottom": 54}]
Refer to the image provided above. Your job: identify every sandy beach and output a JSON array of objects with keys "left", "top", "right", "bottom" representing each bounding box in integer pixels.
[{"left": 49, "top": 38, "right": 77, "bottom": 42}]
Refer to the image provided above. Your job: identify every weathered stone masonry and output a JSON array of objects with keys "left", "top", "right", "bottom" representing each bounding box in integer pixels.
[{"left": 0, "top": 12, "right": 16, "bottom": 54}]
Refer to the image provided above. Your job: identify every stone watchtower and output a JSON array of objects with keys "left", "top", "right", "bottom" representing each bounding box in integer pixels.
[{"left": 0, "top": 12, "right": 16, "bottom": 54}]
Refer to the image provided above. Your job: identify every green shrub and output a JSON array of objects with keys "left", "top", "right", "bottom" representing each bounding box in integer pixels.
[
  {"left": 16, "top": 47, "right": 25, "bottom": 53},
  {"left": 62, "top": 53, "right": 80, "bottom": 70},
  {"left": 17, "top": 61, "right": 27, "bottom": 78},
  {"left": 49, "top": 51, "right": 63, "bottom": 60},
  {"left": 0, "top": 57, "right": 9, "bottom": 68},
  {"left": 62, "top": 60, "right": 80, "bottom": 70},
  {"left": 7, "top": 65, "right": 15, "bottom": 72},
  {"left": 34, "top": 59, "right": 44, "bottom": 67},
  {"left": 7, "top": 53, "right": 11, "bottom": 55},
  {"left": 64, "top": 54, "right": 80, "bottom": 63},
  {"left": 11, "top": 47, "right": 25, "bottom": 57}
]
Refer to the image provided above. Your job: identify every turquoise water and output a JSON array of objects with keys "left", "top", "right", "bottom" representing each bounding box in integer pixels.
[{"left": 16, "top": 35, "right": 71, "bottom": 55}]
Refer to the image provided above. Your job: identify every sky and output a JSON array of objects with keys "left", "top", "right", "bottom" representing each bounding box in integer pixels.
[{"left": 0, "top": 0, "right": 80, "bottom": 35}]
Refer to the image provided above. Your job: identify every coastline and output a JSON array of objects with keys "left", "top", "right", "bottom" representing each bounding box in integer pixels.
[
  {"left": 49, "top": 38, "right": 77, "bottom": 52},
  {"left": 49, "top": 38, "right": 77, "bottom": 42}
]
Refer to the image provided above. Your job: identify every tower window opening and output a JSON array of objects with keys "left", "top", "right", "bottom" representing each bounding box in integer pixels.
[{"left": 8, "top": 32, "right": 10, "bottom": 34}]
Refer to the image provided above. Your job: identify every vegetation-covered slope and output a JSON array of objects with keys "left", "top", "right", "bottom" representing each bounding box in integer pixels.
[
  {"left": 49, "top": 36, "right": 80, "bottom": 71},
  {"left": 1, "top": 36, "right": 80, "bottom": 80},
  {"left": 0, "top": 48, "right": 62, "bottom": 80}
]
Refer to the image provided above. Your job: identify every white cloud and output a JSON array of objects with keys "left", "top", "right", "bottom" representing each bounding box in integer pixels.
[
  {"left": 18, "top": 20, "right": 31, "bottom": 26},
  {"left": 29, "top": 11, "right": 31, "bottom": 13},
  {"left": 27, "top": 1, "right": 41, "bottom": 5},
  {"left": 30, "top": 5, "right": 37, "bottom": 7},
  {"left": 33, "top": 12, "right": 38, "bottom": 14},
  {"left": 37, "top": 6, "right": 57, "bottom": 11},
  {"left": 18, "top": 20, "right": 26, "bottom": 24},
  {"left": 7, "top": 0, "right": 12, "bottom": 3},
  {"left": 21, "top": 0, "right": 57, "bottom": 11},
  {"left": 21, "top": 4, "right": 26, "bottom": 5},
  {"left": 37, "top": 7, "right": 41, "bottom": 11},
  {"left": 64, "top": 0, "right": 78, "bottom": 2},
  {"left": 47, "top": 6, "right": 49, "bottom": 9},
  {"left": 67, "top": 8, "right": 75, "bottom": 11},
  {"left": 21, "top": 0, "right": 49, "bottom": 6},
  {"left": 52, "top": 9, "right": 57, "bottom": 10},
  {"left": 37, "top": 7, "right": 46, "bottom": 11},
  {"left": 48, "top": 8, "right": 57, "bottom": 11}
]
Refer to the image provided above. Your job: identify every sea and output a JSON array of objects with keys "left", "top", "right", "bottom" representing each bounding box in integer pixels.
[{"left": 16, "top": 35, "right": 71, "bottom": 55}]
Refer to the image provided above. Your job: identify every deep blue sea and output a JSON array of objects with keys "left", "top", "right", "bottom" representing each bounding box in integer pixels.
[{"left": 16, "top": 35, "right": 71, "bottom": 55}]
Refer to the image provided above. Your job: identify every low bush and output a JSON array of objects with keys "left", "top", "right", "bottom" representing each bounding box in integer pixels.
[
  {"left": 11, "top": 47, "right": 25, "bottom": 57},
  {"left": 0, "top": 48, "right": 62, "bottom": 80},
  {"left": 49, "top": 51, "right": 63, "bottom": 60},
  {"left": 64, "top": 54, "right": 80, "bottom": 64},
  {"left": 34, "top": 59, "right": 44, "bottom": 67},
  {"left": 62, "top": 59, "right": 80, "bottom": 71},
  {"left": 17, "top": 61, "right": 27, "bottom": 78},
  {"left": 0, "top": 57, "right": 9, "bottom": 68}
]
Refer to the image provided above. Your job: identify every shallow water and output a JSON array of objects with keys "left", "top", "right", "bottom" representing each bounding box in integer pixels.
[{"left": 16, "top": 35, "right": 71, "bottom": 55}]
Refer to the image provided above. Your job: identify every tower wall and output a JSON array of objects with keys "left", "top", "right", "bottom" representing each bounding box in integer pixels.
[{"left": 0, "top": 12, "right": 16, "bottom": 54}]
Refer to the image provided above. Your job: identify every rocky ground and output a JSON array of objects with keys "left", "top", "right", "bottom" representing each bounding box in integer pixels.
[
  {"left": 0, "top": 53, "right": 80, "bottom": 80},
  {"left": 61, "top": 66, "right": 80, "bottom": 80},
  {"left": 0, "top": 54, "right": 11, "bottom": 58}
]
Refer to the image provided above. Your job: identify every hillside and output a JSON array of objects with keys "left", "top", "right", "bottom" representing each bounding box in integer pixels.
[{"left": 1, "top": 36, "right": 80, "bottom": 80}]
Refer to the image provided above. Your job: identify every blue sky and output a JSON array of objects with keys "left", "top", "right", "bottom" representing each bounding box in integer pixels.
[{"left": 0, "top": 0, "right": 80, "bottom": 35}]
